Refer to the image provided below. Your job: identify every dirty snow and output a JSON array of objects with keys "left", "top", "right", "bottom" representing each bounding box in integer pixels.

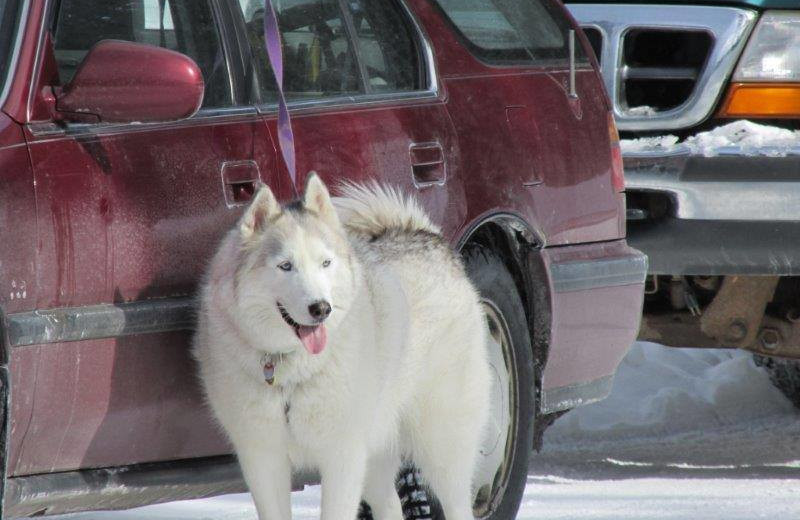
[
  {"left": 620, "top": 120, "right": 800, "bottom": 157},
  {"left": 620, "top": 134, "right": 679, "bottom": 154},
  {"left": 626, "top": 105, "right": 657, "bottom": 116},
  {"left": 51, "top": 342, "right": 800, "bottom": 520}
]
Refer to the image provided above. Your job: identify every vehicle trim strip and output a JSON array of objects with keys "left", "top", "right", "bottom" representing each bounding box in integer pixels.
[
  {"left": 5, "top": 455, "right": 318, "bottom": 517},
  {"left": 6, "top": 298, "right": 195, "bottom": 348},
  {"left": 7, "top": 251, "right": 648, "bottom": 347},
  {"left": 541, "top": 373, "right": 614, "bottom": 414},
  {"left": 5, "top": 456, "right": 246, "bottom": 517},
  {"left": 550, "top": 253, "right": 648, "bottom": 293}
]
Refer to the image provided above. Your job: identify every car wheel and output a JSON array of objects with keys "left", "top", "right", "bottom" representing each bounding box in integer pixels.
[
  {"left": 754, "top": 354, "right": 800, "bottom": 409},
  {"left": 463, "top": 245, "right": 535, "bottom": 520},
  {"left": 395, "top": 467, "right": 440, "bottom": 520}
]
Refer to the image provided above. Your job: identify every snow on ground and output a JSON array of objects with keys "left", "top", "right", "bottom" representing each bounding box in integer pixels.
[
  {"left": 620, "top": 120, "right": 800, "bottom": 157},
  {"left": 51, "top": 342, "right": 800, "bottom": 520}
]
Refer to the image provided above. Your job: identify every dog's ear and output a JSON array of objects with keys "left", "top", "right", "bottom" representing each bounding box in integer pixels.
[
  {"left": 240, "top": 183, "right": 281, "bottom": 239},
  {"left": 303, "top": 172, "right": 339, "bottom": 226}
]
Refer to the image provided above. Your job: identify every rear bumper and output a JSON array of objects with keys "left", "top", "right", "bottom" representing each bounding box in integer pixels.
[
  {"left": 626, "top": 150, "right": 800, "bottom": 275},
  {"left": 539, "top": 240, "right": 647, "bottom": 413}
]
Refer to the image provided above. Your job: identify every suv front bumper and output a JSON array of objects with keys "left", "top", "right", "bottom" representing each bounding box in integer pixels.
[{"left": 625, "top": 149, "right": 800, "bottom": 275}]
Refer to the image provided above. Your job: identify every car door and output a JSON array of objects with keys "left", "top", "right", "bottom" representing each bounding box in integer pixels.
[
  {"left": 11, "top": 0, "right": 276, "bottom": 475},
  {"left": 230, "top": 0, "right": 461, "bottom": 234}
]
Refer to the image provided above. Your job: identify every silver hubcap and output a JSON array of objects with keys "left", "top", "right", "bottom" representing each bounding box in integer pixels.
[{"left": 473, "top": 301, "right": 515, "bottom": 518}]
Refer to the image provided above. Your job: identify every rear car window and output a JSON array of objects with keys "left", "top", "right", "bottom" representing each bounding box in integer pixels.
[
  {"left": 433, "top": 0, "right": 586, "bottom": 65},
  {"left": 344, "top": 0, "right": 421, "bottom": 93},
  {"left": 0, "top": 0, "right": 22, "bottom": 99},
  {"left": 52, "top": 0, "right": 233, "bottom": 108},
  {"left": 236, "top": 0, "right": 423, "bottom": 102}
]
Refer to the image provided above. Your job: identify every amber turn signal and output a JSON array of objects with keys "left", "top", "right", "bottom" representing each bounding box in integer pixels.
[{"left": 719, "top": 83, "right": 800, "bottom": 118}]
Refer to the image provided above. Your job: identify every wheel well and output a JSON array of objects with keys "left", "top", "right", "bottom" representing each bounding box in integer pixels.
[
  {"left": 459, "top": 221, "right": 551, "bottom": 417},
  {"left": 462, "top": 224, "right": 530, "bottom": 314}
]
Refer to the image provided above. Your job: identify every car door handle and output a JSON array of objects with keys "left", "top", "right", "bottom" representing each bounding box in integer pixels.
[
  {"left": 221, "top": 160, "right": 260, "bottom": 206},
  {"left": 410, "top": 142, "right": 446, "bottom": 188}
]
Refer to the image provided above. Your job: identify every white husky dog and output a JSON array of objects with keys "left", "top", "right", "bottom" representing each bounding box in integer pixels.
[{"left": 194, "top": 174, "right": 491, "bottom": 520}]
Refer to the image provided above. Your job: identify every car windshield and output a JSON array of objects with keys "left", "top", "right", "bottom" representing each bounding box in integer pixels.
[{"left": 0, "top": 0, "right": 21, "bottom": 101}]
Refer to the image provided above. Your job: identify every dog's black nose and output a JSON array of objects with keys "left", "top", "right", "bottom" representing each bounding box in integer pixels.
[{"left": 308, "top": 300, "right": 332, "bottom": 321}]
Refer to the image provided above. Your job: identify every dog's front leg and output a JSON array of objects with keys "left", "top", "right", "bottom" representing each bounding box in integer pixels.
[
  {"left": 232, "top": 427, "right": 292, "bottom": 520},
  {"left": 319, "top": 442, "right": 368, "bottom": 520}
]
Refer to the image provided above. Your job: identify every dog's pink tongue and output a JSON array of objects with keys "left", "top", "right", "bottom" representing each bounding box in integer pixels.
[{"left": 296, "top": 324, "right": 327, "bottom": 354}]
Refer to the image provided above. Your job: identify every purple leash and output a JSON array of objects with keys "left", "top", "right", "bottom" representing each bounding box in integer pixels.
[{"left": 263, "top": 0, "right": 299, "bottom": 198}]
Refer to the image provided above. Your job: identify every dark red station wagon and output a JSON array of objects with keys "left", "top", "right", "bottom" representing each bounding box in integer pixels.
[{"left": 0, "top": 0, "right": 646, "bottom": 517}]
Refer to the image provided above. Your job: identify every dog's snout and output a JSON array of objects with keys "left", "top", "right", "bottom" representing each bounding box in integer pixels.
[{"left": 309, "top": 300, "right": 332, "bottom": 321}]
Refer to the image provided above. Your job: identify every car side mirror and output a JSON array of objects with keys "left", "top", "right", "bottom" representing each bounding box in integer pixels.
[{"left": 56, "top": 40, "right": 205, "bottom": 124}]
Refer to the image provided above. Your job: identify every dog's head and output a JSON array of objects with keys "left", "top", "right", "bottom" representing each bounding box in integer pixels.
[{"left": 234, "top": 173, "right": 353, "bottom": 355}]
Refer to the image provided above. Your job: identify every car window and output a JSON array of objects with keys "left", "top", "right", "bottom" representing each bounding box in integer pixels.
[
  {"left": 236, "top": 0, "right": 423, "bottom": 102},
  {"left": 237, "top": 0, "right": 361, "bottom": 102},
  {"left": 0, "top": 0, "right": 22, "bottom": 100},
  {"left": 53, "top": 0, "right": 233, "bottom": 108},
  {"left": 344, "top": 0, "right": 421, "bottom": 93},
  {"left": 433, "top": 0, "right": 586, "bottom": 65}
]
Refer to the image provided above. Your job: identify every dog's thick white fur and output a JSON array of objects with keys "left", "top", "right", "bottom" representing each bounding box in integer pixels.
[{"left": 194, "top": 174, "right": 491, "bottom": 520}]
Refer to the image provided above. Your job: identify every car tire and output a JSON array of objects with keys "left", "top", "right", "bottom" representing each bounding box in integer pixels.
[
  {"left": 395, "top": 467, "right": 440, "bottom": 520},
  {"left": 754, "top": 354, "right": 800, "bottom": 409},
  {"left": 461, "top": 244, "right": 536, "bottom": 520}
]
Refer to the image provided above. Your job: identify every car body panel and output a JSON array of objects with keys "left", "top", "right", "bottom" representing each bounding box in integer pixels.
[
  {"left": 8, "top": 334, "right": 230, "bottom": 475},
  {"left": 409, "top": 0, "right": 622, "bottom": 247},
  {"left": 0, "top": 113, "right": 36, "bottom": 316},
  {"left": 541, "top": 240, "right": 646, "bottom": 403},
  {"left": 13, "top": 109, "right": 278, "bottom": 473},
  {"left": 261, "top": 101, "right": 462, "bottom": 237}
]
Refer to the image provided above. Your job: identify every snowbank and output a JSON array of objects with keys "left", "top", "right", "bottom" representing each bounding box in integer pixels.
[
  {"left": 548, "top": 341, "right": 795, "bottom": 440},
  {"left": 620, "top": 120, "right": 800, "bottom": 157},
  {"left": 538, "top": 342, "right": 800, "bottom": 467}
]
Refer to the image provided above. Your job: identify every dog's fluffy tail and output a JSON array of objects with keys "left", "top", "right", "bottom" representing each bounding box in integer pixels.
[{"left": 334, "top": 181, "right": 441, "bottom": 237}]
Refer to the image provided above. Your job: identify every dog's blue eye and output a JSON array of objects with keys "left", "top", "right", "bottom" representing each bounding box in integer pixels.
[
  {"left": 278, "top": 261, "right": 293, "bottom": 272},
  {"left": 322, "top": 259, "right": 331, "bottom": 268}
]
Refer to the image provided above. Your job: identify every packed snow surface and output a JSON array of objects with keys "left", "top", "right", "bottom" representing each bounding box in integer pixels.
[
  {"left": 621, "top": 120, "right": 800, "bottom": 157},
  {"left": 52, "top": 343, "right": 800, "bottom": 519}
]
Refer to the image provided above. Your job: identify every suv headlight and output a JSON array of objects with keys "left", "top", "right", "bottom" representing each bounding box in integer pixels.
[
  {"left": 719, "top": 11, "right": 800, "bottom": 118},
  {"left": 734, "top": 11, "right": 800, "bottom": 81}
]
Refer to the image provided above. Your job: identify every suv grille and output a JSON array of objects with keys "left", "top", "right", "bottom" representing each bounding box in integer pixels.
[
  {"left": 622, "top": 29, "right": 712, "bottom": 112},
  {"left": 582, "top": 27, "right": 603, "bottom": 62},
  {"left": 567, "top": 5, "right": 757, "bottom": 131}
]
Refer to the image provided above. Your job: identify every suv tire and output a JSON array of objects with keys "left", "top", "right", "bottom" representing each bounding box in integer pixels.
[{"left": 754, "top": 355, "right": 800, "bottom": 409}]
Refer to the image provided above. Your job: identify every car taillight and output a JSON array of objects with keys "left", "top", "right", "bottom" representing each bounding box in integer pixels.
[
  {"left": 608, "top": 112, "right": 625, "bottom": 192},
  {"left": 719, "top": 11, "right": 800, "bottom": 118}
]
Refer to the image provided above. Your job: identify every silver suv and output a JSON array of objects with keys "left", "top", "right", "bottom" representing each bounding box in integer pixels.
[{"left": 567, "top": 1, "right": 800, "bottom": 406}]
